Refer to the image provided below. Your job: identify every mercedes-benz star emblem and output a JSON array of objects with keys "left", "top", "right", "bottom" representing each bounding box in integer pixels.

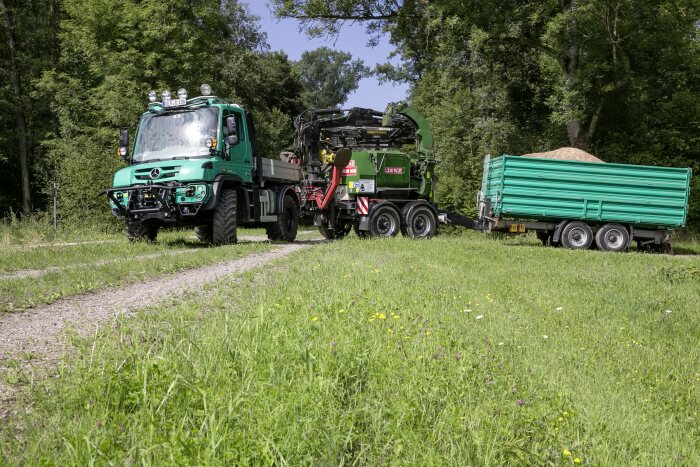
[{"left": 150, "top": 168, "right": 161, "bottom": 179}]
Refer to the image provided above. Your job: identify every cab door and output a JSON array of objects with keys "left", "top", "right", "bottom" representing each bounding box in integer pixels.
[{"left": 221, "top": 108, "right": 253, "bottom": 183}]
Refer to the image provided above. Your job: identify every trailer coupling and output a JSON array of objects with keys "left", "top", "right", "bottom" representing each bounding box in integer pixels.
[{"left": 438, "top": 212, "right": 482, "bottom": 230}]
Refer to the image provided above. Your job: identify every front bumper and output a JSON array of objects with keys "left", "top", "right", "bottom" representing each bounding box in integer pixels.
[{"left": 104, "top": 183, "right": 210, "bottom": 222}]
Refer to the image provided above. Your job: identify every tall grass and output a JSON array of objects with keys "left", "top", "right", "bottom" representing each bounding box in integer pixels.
[{"left": 2, "top": 234, "right": 700, "bottom": 464}]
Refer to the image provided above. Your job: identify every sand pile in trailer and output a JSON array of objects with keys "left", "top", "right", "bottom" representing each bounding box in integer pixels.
[{"left": 523, "top": 147, "right": 604, "bottom": 163}]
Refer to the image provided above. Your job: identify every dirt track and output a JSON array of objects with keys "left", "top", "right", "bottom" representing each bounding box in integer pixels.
[{"left": 0, "top": 241, "right": 316, "bottom": 362}]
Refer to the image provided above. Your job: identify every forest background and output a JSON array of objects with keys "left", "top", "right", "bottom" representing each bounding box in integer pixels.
[{"left": 1, "top": 0, "right": 698, "bottom": 228}]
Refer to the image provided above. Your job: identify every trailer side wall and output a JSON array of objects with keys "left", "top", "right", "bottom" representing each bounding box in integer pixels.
[{"left": 484, "top": 156, "right": 691, "bottom": 228}]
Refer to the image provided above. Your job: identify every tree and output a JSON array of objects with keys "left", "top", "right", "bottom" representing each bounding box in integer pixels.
[
  {"left": 0, "top": 0, "right": 59, "bottom": 215},
  {"left": 295, "top": 47, "right": 369, "bottom": 108},
  {"left": 0, "top": 0, "right": 30, "bottom": 214},
  {"left": 34, "top": 0, "right": 292, "bottom": 223},
  {"left": 273, "top": 0, "right": 698, "bottom": 149},
  {"left": 273, "top": 0, "right": 700, "bottom": 226}
]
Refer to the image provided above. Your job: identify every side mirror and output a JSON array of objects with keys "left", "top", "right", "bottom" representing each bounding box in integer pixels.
[
  {"left": 225, "top": 116, "right": 237, "bottom": 137},
  {"left": 118, "top": 128, "right": 129, "bottom": 160},
  {"left": 226, "top": 135, "right": 238, "bottom": 146}
]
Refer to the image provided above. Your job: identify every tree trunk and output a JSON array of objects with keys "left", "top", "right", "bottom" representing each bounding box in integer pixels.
[
  {"left": 560, "top": 0, "right": 587, "bottom": 149},
  {"left": 0, "top": 0, "right": 32, "bottom": 214}
]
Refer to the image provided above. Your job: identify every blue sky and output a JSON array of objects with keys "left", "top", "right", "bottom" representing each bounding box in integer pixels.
[{"left": 245, "top": 2, "right": 410, "bottom": 110}]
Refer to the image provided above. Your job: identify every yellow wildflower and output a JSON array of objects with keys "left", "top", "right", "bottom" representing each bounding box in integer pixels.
[
  {"left": 574, "top": 458, "right": 582, "bottom": 464},
  {"left": 563, "top": 449, "right": 571, "bottom": 457},
  {"left": 311, "top": 316, "right": 318, "bottom": 321}
]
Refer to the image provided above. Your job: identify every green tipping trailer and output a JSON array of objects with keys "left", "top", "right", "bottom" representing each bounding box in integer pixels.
[{"left": 477, "top": 155, "right": 692, "bottom": 252}]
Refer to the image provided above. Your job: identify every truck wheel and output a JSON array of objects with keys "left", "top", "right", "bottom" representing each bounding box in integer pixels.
[
  {"left": 266, "top": 195, "right": 298, "bottom": 242},
  {"left": 353, "top": 224, "right": 368, "bottom": 238},
  {"left": 212, "top": 189, "right": 237, "bottom": 245},
  {"left": 402, "top": 204, "right": 437, "bottom": 239},
  {"left": 127, "top": 222, "right": 158, "bottom": 242},
  {"left": 319, "top": 223, "right": 351, "bottom": 240},
  {"left": 368, "top": 204, "right": 401, "bottom": 238},
  {"left": 560, "top": 221, "right": 593, "bottom": 250},
  {"left": 195, "top": 224, "right": 213, "bottom": 243},
  {"left": 595, "top": 223, "right": 629, "bottom": 252}
]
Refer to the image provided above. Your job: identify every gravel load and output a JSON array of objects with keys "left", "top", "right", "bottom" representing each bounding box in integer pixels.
[{"left": 523, "top": 147, "right": 604, "bottom": 163}]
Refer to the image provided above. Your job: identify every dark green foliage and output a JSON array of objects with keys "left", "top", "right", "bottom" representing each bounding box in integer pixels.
[
  {"left": 295, "top": 47, "right": 369, "bottom": 108},
  {"left": 1, "top": 0, "right": 305, "bottom": 223},
  {"left": 273, "top": 0, "right": 700, "bottom": 227}
]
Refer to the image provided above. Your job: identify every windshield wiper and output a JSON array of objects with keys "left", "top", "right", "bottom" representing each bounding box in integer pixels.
[{"left": 133, "top": 158, "right": 167, "bottom": 165}]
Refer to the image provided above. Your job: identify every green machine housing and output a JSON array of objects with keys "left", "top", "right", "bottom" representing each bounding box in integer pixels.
[{"left": 297, "top": 103, "right": 439, "bottom": 238}]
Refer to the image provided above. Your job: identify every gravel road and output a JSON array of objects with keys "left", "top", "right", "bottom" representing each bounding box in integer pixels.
[{"left": 0, "top": 241, "right": 316, "bottom": 362}]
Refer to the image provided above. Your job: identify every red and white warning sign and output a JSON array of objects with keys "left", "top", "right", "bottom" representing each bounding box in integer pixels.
[
  {"left": 384, "top": 167, "right": 404, "bottom": 175},
  {"left": 341, "top": 160, "right": 357, "bottom": 176},
  {"left": 357, "top": 196, "right": 369, "bottom": 215}
]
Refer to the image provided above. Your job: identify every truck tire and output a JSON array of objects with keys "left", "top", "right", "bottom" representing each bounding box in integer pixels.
[
  {"left": 127, "top": 222, "right": 158, "bottom": 242},
  {"left": 212, "top": 189, "right": 237, "bottom": 245},
  {"left": 560, "top": 221, "right": 593, "bottom": 250},
  {"left": 194, "top": 224, "right": 213, "bottom": 243},
  {"left": 266, "top": 195, "right": 298, "bottom": 242},
  {"left": 402, "top": 204, "right": 437, "bottom": 239},
  {"left": 319, "top": 223, "right": 351, "bottom": 240},
  {"left": 595, "top": 223, "right": 629, "bottom": 252},
  {"left": 368, "top": 204, "right": 401, "bottom": 238},
  {"left": 353, "top": 224, "right": 368, "bottom": 238}
]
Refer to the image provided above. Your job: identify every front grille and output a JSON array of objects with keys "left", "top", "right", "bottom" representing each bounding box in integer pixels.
[{"left": 134, "top": 166, "right": 181, "bottom": 180}]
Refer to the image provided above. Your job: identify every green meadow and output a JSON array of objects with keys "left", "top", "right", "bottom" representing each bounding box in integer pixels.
[{"left": 2, "top": 232, "right": 699, "bottom": 465}]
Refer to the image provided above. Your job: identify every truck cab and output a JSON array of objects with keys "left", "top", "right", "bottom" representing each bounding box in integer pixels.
[{"left": 105, "top": 85, "right": 302, "bottom": 244}]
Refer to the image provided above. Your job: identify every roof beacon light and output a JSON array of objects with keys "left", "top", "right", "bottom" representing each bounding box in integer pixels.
[
  {"left": 148, "top": 90, "right": 157, "bottom": 102},
  {"left": 161, "top": 90, "right": 171, "bottom": 101},
  {"left": 177, "top": 88, "right": 187, "bottom": 100},
  {"left": 200, "top": 83, "right": 212, "bottom": 96}
]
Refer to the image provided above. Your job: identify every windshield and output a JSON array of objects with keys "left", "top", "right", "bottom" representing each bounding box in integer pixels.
[{"left": 132, "top": 107, "right": 219, "bottom": 162}]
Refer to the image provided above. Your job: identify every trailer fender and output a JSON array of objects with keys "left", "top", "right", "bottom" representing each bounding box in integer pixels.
[{"left": 552, "top": 220, "right": 569, "bottom": 244}]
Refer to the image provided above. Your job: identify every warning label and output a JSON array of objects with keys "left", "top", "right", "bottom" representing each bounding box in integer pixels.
[{"left": 349, "top": 179, "right": 375, "bottom": 194}]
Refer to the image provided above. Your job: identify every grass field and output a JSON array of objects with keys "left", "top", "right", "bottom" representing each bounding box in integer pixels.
[
  {"left": 2, "top": 232, "right": 699, "bottom": 465},
  {"left": 0, "top": 229, "right": 276, "bottom": 312}
]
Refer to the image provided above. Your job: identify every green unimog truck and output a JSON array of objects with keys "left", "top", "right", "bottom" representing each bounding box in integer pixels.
[{"left": 105, "top": 85, "right": 302, "bottom": 244}]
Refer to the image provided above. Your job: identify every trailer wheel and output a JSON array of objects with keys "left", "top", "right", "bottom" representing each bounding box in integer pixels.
[
  {"left": 194, "top": 224, "right": 213, "bottom": 243},
  {"left": 127, "top": 222, "right": 158, "bottom": 242},
  {"left": 402, "top": 204, "right": 437, "bottom": 239},
  {"left": 369, "top": 204, "right": 401, "bottom": 238},
  {"left": 266, "top": 195, "right": 298, "bottom": 242},
  {"left": 595, "top": 223, "right": 629, "bottom": 252},
  {"left": 560, "top": 221, "right": 593, "bottom": 250},
  {"left": 212, "top": 189, "right": 237, "bottom": 245}
]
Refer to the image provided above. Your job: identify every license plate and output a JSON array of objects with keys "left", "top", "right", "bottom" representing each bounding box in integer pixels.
[{"left": 163, "top": 98, "right": 186, "bottom": 108}]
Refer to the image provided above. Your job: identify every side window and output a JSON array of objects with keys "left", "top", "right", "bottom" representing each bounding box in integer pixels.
[{"left": 222, "top": 109, "right": 245, "bottom": 141}]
